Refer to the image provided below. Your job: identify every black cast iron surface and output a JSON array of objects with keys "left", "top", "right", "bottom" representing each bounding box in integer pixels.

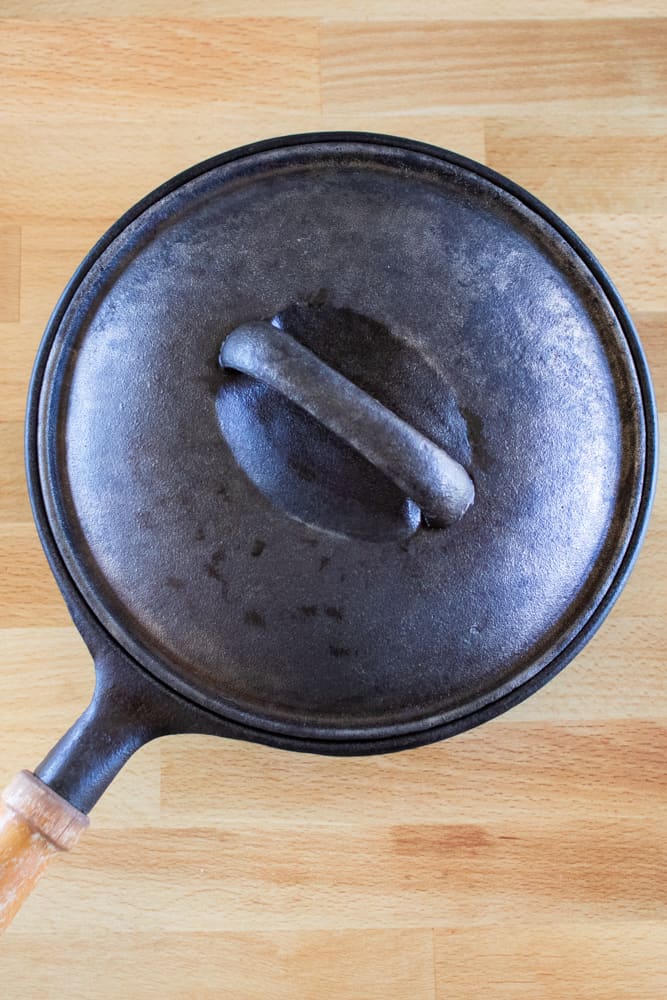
[{"left": 26, "top": 133, "right": 656, "bottom": 811}]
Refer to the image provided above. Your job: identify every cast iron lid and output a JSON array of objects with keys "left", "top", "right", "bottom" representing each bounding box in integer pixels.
[{"left": 33, "top": 133, "right": 656, "bottom": 745}]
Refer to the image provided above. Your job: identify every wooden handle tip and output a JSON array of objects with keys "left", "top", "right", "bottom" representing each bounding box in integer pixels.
[{"left": 0, "top": 771, "right": 88, "bottom": 931}]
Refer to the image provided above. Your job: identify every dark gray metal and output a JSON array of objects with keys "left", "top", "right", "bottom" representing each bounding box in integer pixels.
[
  {"left": 220, "top": 321, "right": 475, "bottom": 527},
  {"left": 38, "top": 137, "right": 646, "bottom": 738},
  {"left": 23, "top": 132, "right": 657, "bottom": 813}
]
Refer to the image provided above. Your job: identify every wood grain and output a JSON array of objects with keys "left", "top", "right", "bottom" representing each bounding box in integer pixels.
[
  {"left": 0, "top": 228, "right": 21, "bottom": 322},
  {"left": 0, "top": 770, "right": 88, "bottom": 931},
  {"left": 0, "top": 2, "right": 665, "bottom": 996},
  {"left": 0, "top": 19, "right": 320, "bottom": 116},
  {"left": 322, "top": 19, "right": 667, "bottom": 114},
  {"left": 1, "top": 930, "right": 439, "bottom": 999},
  {"left": 485, "top": 118, "right": 667, "bottom": 215},
  {"left": 1, "top": 1, "right": 665, "bottom": 19},
  {"left": 433, "top": 923, "right": 667, "bottom": 1000},
  {"left": 635, "top": 313, "right": 667, "bottom": 399}
]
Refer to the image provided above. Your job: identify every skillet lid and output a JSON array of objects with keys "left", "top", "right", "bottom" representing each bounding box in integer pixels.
[{"left": 34, "top": 133, "right": 656, "bottom": 744}]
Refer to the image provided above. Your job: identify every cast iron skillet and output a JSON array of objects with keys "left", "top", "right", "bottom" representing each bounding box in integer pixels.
[{"left": 0, "top": 133, "right": 657, "bottom": 929}]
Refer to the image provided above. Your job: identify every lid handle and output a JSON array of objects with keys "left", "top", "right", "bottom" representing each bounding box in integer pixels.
[{"left": 220, "top": 322, "right": 474, "bottom": 527}]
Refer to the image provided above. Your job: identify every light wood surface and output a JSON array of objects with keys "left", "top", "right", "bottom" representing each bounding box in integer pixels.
[{"left": 0, "top": 2, "right": 665, "bottom": 996}]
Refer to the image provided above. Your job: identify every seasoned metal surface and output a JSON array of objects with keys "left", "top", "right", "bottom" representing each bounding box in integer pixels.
[{"left": 36, "top": 137, "right": 649, "bottom": 741}]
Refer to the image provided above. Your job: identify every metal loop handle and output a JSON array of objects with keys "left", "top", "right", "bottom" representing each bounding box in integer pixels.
[{"left": 220, "top": 322, "right": 474, "bottom": 527}]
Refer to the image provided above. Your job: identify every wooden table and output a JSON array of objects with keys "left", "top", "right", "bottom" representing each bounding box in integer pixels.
[{"left": 1, "top": 4, "right": 665, "bottom": 997}]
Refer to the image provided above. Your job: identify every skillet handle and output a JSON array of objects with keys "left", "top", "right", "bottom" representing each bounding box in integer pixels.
[{"left": 0, "top": 770, "right": 88, "bottom": 931}]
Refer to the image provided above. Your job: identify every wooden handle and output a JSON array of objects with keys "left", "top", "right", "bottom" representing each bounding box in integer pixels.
[{"left": 0, "top": 770, "right": 89, "bottom": 931}]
